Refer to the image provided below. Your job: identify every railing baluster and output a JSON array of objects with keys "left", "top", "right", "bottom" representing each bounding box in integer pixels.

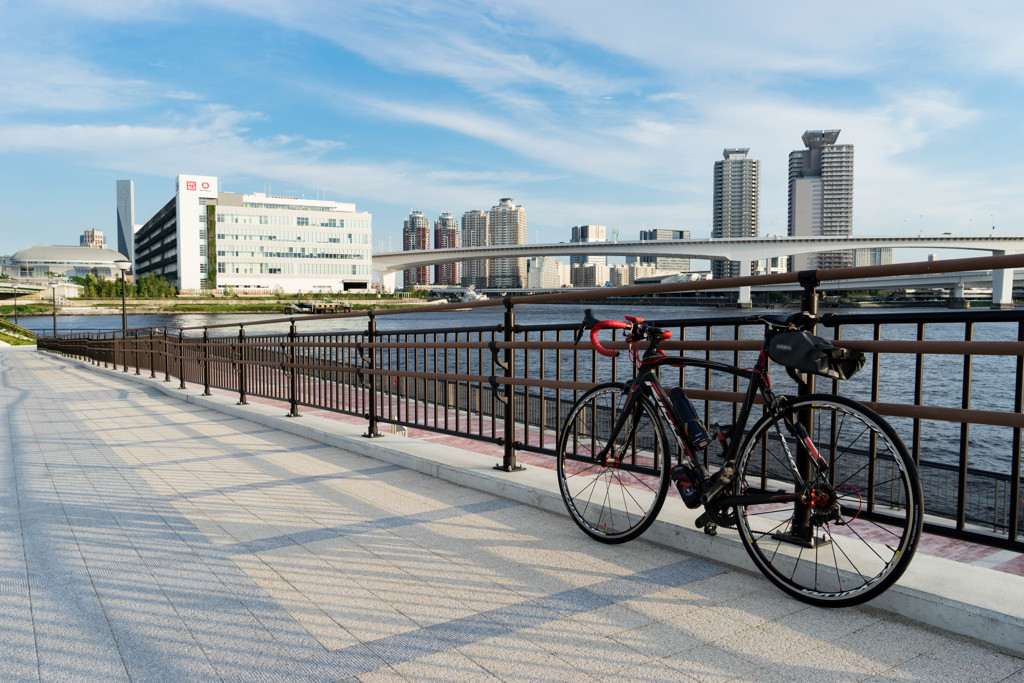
[{"left": 957, "top": 321, "right": 974, "bottom": 532}]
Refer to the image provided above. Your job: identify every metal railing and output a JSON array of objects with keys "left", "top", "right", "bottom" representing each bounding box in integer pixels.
[{"left": 39, "top": 252, "right": 1024, "bottom": 550}]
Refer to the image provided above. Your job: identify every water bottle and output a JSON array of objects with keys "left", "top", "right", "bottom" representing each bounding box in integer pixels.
[{"left": 669, "top": 387, "right": 711, "bottom": 450}]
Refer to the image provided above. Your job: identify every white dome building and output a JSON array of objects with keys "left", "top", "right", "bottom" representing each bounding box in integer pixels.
[{"left": 8, "top": 245, "right": 130, "bottom": 282}]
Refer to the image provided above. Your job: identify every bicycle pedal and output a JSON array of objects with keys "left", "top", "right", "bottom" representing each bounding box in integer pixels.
[{"left": 703, "top": 523, "right": 718, "bottom": 536}]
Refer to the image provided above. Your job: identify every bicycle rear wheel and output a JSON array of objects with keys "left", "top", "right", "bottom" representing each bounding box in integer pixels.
[
  {"left": 734, "top": 394, "right": 922, "bottom": 607},
  {"left": 556, "top": 383, "right": 671, "bottom": 543}
]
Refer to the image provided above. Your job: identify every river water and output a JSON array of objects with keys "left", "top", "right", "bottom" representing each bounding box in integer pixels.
[{"left": 16, "top": 303, "right": 1024, "bottom": 476}]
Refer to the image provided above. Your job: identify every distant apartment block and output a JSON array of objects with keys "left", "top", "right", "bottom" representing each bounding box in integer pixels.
[
  {"left": 460, "top": 210, "right": 489, "bottom": 289},
  {"left": 525, "top": 256, "right": 570, "bottom": 288},
  {"left": 129, "top": 175, "right": 372, "bottom": 294},
  {"left": 570, "top": 225, "right": 607, "bottom": 268},
  {"left": 608, "top": 264, "right": 662, "bottom": 286},
  {"left": 712, "top": 148, "right": 759, "bottom": 279},
  {"left": 789, "top": 129, "right": 854, "bottom": 271},
  {"left": 80, "top": 229, "right": 107, "bottom": 249},
  {"left": 403, "top": 210, "right": 430, "bottom": 286},
  {"left": 609, "top": 265, "right": 630, "bottom": 287},
  {"left": 570, "top": 262, "right": 610, "bottom": 288},
  {"left": 763, "top": 256, "right": 790, "bottom": 275},
  {"left": 433, "top": 212, "right": 460, "bottom": 285},
  {"left": 854, "top": 247, "right": 893, "bottom": 267},
  {"left": 488, "top": 198, "right": 527, "bottom": 288},
  {"left": 626, "top": 229, "right": 692, "bottom": 274}
]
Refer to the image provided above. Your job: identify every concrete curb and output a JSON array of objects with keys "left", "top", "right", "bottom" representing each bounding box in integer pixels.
[{"left": 53, "top": 352, "right": 1024, "bottom": 656}]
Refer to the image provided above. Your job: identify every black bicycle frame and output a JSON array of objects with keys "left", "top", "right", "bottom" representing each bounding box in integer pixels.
[{"left": 595, "top": 340, "right": 822, "bottom": 515}]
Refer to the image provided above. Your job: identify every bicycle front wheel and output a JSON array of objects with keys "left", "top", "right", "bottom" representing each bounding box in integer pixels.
[
  {"left": 734, "top": 394, "right": 922, "bottom": 607},
  {"left": 556, "top": 383, "right": 671, "bottom": 543}
]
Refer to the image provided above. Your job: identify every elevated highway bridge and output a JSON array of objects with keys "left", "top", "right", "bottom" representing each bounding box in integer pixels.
[{"left": 372, "top": 235, "right": 1024, "bottom": 307}]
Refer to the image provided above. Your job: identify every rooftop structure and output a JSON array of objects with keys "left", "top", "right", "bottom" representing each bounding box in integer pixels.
[{"left": 6, "top": 244, "right": 129, "bottom": 282}]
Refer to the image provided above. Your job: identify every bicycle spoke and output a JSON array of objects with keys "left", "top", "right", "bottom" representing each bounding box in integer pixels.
[
  {"left": 735, "top": 395, "right": 921, "bottom": 606},
  {"left": 557, "top": 384, "right": 670, "bottom": 543}
]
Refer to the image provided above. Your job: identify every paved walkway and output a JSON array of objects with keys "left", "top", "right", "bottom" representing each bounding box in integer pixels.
[{"left": 2, "top": 347, "right": 1022, "bottom": 682}]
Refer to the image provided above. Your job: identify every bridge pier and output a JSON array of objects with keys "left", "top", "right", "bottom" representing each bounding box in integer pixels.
[
  {"left": 948, "top": 281, "right": 969, "bottom": 308},
  {"left": 991, "top": 250, "right": 1015, "bottom": 309},
  {"left": 736, "top": 260, "right": 752, "bottom": 308},
  {"left": 374, "top": 270, "right": 397, "bottom": 295}
]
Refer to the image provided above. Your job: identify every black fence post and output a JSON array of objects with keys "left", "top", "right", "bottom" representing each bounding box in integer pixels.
[
  {"left": 495, "top": 298, "right": 524, "bottom": 472},
  {"left": 178, "top": 330, "right": 187, "bottom": 390},
  {"left": 149, "top": 328, "right": 157, "bottom": 378},
  {"left": 238, "top": 326, "right": 248, "bottom": 405},
  {"left": 163, "top": 329, "right": 172, "bottom": 382},
  {"left": 134, "top": 331, "right": 141, "bottom": 375},
  {"left": 202, "top": 328, "right": 211, "bottom": 396},
  {"left": 364, "top": 313, "right": 382, "bottom": 437},
  {"left": 287, "top": 319, "right": 300, "bottom": 417}
]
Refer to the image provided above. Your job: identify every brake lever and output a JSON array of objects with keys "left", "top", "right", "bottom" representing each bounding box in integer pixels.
[{"left": 574, "top": 308, "right": 601, "bottom": 345}]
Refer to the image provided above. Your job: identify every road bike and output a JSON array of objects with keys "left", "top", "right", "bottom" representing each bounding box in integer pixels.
[{"left": 556, "top": 310, "right": 923, "bottom": 607}]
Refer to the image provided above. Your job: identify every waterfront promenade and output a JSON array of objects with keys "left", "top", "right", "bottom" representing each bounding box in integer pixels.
[{"left": 2, "top": 346, "right": 1023, "bottom": 682}]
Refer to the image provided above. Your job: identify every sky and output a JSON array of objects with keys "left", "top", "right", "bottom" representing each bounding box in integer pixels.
[{"left": 2, "top": 0, "right": 1023, "bottom": 261}]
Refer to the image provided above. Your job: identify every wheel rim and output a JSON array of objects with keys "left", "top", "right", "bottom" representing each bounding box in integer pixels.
[
  {"left": 735, "top": 398, "right": 920, "bottom": 604},
  {"left": 558, "top": 386, "right": 669, "bottom": 539}
]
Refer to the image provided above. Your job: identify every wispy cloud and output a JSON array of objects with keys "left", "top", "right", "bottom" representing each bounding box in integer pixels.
[
  {"left": 0, "top": 0, "right": 1021, "bottom": 254},
  {"left": 0, "top": 53, "right": 151, "bottom": 113}
]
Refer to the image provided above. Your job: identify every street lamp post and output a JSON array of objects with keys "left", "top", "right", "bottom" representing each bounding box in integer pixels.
[{"left": 115, "top": 260, "right": 132, "bottom": 334}]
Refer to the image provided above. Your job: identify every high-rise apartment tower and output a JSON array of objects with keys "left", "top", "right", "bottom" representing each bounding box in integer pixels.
[
  {"left": 487, "top": 198, "right": 527, "bottom": 289},
  {"left": 712, "top": 148, "right": 759, "bottom": 279},
  {"left": 403, "top": 210, "right": 430, "bottom": 286},
  {"left": 788, "top": 129, "right": 854, "bottom": 271},
  {"left": 433, "top": 212, "right": 460, "bottom": 285},
  {"left": 460, "top": 210, "right": 489, "bottom": 288}
]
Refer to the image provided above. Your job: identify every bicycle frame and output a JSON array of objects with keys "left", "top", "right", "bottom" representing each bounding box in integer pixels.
[{"left": 592, "top": 330, "right": 823, "bottom": 518}]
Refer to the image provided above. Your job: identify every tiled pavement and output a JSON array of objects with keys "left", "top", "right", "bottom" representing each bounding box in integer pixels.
[{"left": 2, "top": 346, "right": 1023, "bottom": 682}]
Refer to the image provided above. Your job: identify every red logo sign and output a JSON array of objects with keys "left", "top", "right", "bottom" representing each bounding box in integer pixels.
[
  {"left": 186, "top": 181, "right": 196, "bottom": 191},
  {"left": 201, "top": 182, "right": 210, "bottom": 190}
]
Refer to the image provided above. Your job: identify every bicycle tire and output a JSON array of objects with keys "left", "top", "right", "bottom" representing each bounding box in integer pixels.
[
  {"left": 556, "top": 382, "right": 671, "bottom": 543},
  {"left": 733, "top": 394, "right": 922, "bottom": 607}
]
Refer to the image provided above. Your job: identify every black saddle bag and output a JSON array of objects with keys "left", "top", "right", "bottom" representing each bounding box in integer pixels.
[{"left": 767, "top": 330, "right": 865, "bottom": 381}]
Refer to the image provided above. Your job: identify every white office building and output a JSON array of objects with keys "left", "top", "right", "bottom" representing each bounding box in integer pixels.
[
  {"left": 128, "top": 175, "right": 372, "bottom": 294},
  {"left": 525, "top": 256, "right": 570, "bottom": 288}
]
